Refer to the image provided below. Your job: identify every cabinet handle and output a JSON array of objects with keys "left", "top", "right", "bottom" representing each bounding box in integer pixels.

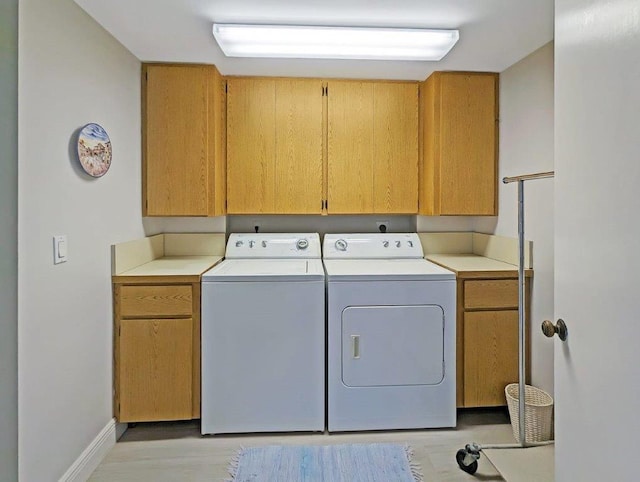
[{"left": 351, "top": 335, "right": 360, "bottom": 359}]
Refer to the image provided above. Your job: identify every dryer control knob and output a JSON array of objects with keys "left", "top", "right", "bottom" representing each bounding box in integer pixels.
[
  {"left": 335, "top": 239, "right": 348, "bottom": 251},
  {"left": 296, "top": 238, "right": 309, "bottom": 250}
]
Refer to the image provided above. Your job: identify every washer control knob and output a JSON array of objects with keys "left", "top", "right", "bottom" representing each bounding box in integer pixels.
[
  {"left": 249, "top": 240, "right": 255, "bottom": 248},
  {"left": 396, "top": 241, "right": 401, "bottom": 248},
  {"left": 262, "top": 240, "right": 267, "bottom": 248},
  {"left": 408, "top": 241, "right": 414, "bottom": 247},
  {"left": 235, "top": 240, "right": 244, "bottom": 247},
  {"left": 335, "top": 239, "right": 348, "bottom": 251},
  {"left": 383, "top": 241, "right": 389, "bottom": 247},
  {"left": 296, "top": 238, "right": 309, "bottom": 250}
]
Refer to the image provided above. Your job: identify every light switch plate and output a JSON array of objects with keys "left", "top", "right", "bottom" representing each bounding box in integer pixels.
[{"left": 53, "top": 235, "right": 67, "bottom": 264}]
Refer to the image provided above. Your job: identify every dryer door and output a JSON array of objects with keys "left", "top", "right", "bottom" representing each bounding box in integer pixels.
[{"left": 341, "top": 305, "right": 444, "bottom": 387}]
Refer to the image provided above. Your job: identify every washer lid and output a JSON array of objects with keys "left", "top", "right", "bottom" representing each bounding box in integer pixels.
[
  {"left": 202, "top": 258, "right": 325, "bottom": 282},
  {"left": 323, "top": 258, "right": 455, "bottom": 281}
]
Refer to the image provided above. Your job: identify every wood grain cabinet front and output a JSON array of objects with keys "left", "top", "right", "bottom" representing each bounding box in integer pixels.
[
  {"left": 113, "top": 281, "right": 202, "bottom": 422},
  {"left": 226, "top": 77, "right": 419, "bottom": 215},
  {"left": 419, "top": 72, "right": 499, "bottom": 215},
  {"left": 327, "top": 80, "right": 419, "bottom": 214},
  {"left": 117, "top": 318, "right": 193, "bottom": 422},
  {"left": 226, "top": 77, "right": 324, "bottom": 214},
  {"left": 455, "top": 274, "right": 530, "bottom": 408},
  {"left": 142, "top": 63, "right": 226, "bottom": 216}
]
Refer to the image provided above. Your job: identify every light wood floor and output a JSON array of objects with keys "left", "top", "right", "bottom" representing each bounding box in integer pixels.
[{"left": 90, "top": 409, "right": 515, "bottom": 481}]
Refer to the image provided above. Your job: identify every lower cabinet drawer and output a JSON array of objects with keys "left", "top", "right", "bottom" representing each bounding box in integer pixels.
[
  {"left": 119, "top": 284, "right": 192, "bottom": 317},
  {"left": 116, "top": 318, "right": 193, "bottom": 422},
  {"left": 464, "top": 279, "right": 518, "bottom": 309}
]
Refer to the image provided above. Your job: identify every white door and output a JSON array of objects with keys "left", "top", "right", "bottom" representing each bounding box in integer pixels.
[{"left": 555, "top": 1, "right": 640, "bottom": 480}]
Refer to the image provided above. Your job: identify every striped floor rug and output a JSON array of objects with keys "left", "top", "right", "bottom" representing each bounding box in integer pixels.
[{"left": 228, "top": 443, "right": 423, "bottom": 482}]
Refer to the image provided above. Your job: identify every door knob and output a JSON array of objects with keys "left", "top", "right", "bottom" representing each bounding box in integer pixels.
[{"left": 541, "top": 319, "right": 568, "bottom": 341}]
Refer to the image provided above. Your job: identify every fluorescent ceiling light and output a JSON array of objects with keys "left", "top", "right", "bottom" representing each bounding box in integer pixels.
[{"left": 212, "top": 24, "right": 459, "bottom": 61}]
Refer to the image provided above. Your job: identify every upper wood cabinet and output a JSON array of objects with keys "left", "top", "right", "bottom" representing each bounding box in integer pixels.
[
  {"left": 226, "top": 77, "right": 324, "bottom": 214},
  {"left": 142, "top": 63, "right": 226, "bottom": 216},
  {"left": 327, "top": 81, "right": 418, "bottom": 214},
  {"left": 327, "top": 81, "right": 374, "bottom": 213},
  {"left": 419, "top": 72, "right": 498, "bottom": 216}
]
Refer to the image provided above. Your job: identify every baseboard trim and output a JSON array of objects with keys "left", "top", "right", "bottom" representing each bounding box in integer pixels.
[{"left": 59, "top": 418, "right": 116, "bottom": 482}]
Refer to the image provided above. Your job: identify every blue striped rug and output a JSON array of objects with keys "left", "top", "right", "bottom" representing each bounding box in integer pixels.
[{"left": 228, "top": 443, "right": 423, "bottom": 482}]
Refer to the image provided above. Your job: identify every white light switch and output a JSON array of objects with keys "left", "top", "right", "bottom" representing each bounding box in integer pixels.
[{"left": 53, "top": 235, "right": 68, "bottom": 264}]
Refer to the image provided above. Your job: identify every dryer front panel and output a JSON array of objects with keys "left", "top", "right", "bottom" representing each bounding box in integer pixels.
[{"left": 341, "top": 305, "right": 444, "bottom": 387}]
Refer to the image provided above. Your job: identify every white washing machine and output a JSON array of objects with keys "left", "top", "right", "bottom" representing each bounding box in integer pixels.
[
  {"left": 324, "top": 233, "right": 456, "bottom": 432},
  {"left": 201, "top": 233, "right": 324, "bottom": 435}
]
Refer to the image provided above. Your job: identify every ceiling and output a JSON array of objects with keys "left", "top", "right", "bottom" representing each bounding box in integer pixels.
[{"left": 74, "top": 0, "right": 553, "bottom": 80}]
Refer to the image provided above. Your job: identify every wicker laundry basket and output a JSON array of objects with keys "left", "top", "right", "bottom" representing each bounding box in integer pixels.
[{"left": 505, "top": 383, "right": 554, "bottom": 443}]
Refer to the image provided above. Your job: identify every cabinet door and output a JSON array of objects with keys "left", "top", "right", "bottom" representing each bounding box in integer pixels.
[
  {"left": 373, "top": 83, "right": 419, "bottom": 213},
  {"left": 208, "top": 67, "right": 227, "bottom": 216},
  {"left": 274, "top": 79, "right": 324, "bottom": 213},
  {"left": 463, "top": 310, "right": 518, "bottom": 407},
  {"left": 144, "top": 65, "right": 210, "bottom": 216},
  {"left": 438, "top": 73, "right": 497, "bottom": 215},
  {"left": 419, "top": 72, "right": 497, "bottom": 215},
  {"left": 227, "top": 78, "right": 276, "bottom": 213},
  {"left": 117, "top": 318, "right": 193, "bottom": 422},
  {"left": 327, "top": 81, "right": 374, "bottom": 213}
]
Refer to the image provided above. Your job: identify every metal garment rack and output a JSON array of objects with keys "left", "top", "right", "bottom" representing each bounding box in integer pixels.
[{"left": 456, "top": 170, "right": 555, "bottom": 475}]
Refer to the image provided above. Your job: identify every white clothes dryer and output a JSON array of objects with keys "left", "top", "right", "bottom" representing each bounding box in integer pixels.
[
  {"left": 323, "top": 233, "right": 456, "bottom": 432},
  {"left": 201, "top": 233, "right": 324, "bottom": 435}
]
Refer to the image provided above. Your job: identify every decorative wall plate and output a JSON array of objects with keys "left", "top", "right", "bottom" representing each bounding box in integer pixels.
[{"left": 77, "top": 123, "right": 112, "bottom": 177}]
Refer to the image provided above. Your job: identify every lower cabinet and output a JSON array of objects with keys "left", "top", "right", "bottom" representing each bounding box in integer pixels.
[
  {"left": 113, "top": 281, "right": 201, "bottom": 422},
  {"left": 463, "top": 310, "right": 519, "bottom": 407},
  {"left": 457, "top": 276, "right": 531, "bottom": 408}
]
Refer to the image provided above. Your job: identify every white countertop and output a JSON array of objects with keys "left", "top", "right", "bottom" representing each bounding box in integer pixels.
[
  {"left": 116, "top": 255, "right": 223, "bottom": 277},
  {"left": 425, "top": 254, "right": 520, "bottom": 273}
]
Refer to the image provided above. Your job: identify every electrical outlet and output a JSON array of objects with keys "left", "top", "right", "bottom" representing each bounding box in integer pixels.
[{"left": 376, "top": 221, "right": 389, "bottom": 233}]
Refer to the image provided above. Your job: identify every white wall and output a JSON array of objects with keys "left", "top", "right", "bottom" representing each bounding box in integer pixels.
[
  {"left": 18, "top": 0, "right": 146, "bottom": 479},
  {"left": 0, "top": 1, "right": 19, "bottom": 480},
  {"left": 227, "top": 215, "right": 414, "bottom": 235},
  {"left": 476, "top": 42, "right": 555, "bottom": 395},
  {"left": 143, "top": 216, "right": 226, "bottom": 234},
  {"left": 416, "top": 216, "right": 479, "bottom": 232}
]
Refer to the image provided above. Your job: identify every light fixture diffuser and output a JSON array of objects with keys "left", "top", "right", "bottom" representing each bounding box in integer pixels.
[{"left": 212, "top": 24, "right": 459, "bottom": 61}]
